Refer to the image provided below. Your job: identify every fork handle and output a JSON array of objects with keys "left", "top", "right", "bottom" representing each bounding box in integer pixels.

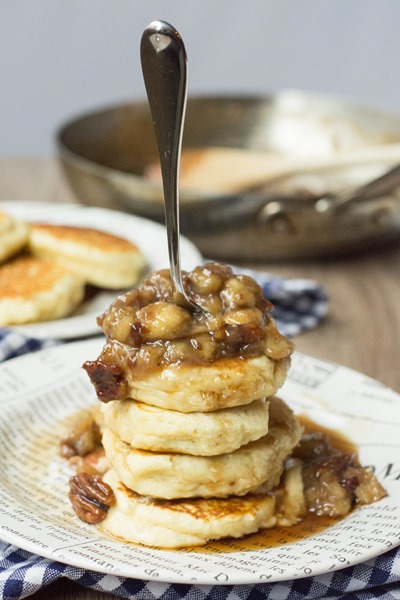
[{"left": 141, "top": 21, "right": 191, "bottom": 303}]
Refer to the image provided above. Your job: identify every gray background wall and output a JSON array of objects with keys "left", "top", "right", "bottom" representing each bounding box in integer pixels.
[{"left": 1, "top": 0, "right": 399, "bottom": 155}]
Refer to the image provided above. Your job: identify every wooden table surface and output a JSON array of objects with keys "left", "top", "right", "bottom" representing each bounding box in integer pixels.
[{"left": 1, "top": 157, "right": 400, "bottom": 600}]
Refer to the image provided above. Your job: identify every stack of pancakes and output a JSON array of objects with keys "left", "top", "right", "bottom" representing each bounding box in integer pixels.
[
  {"left": 84, "top": 263, "right": 304, "bottom": 548},
  {"left": 0, "top": 211, "right": 146, "bottom": 325}
]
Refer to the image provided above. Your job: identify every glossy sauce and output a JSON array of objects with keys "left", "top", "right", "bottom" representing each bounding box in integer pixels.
[
  {"left": 192, "top": 514, "right": 340, "bottom": 554},
  {"left": 299, "top": 414, "right": 357, "bottom": 455},
  {"left": 190, "top": 416, "right": 356, "bottom": 554}
]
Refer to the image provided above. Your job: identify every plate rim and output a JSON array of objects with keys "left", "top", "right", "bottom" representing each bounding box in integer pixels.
[{"left": 0, "top": 339, "right": 399, "bottom": 585}]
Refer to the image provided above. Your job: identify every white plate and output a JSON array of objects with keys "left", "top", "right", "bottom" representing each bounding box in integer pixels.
[
  {"left": 0, "top": 201, "right": 202, "bottom": 339},
  {"left": 0, "top": 339, "right": 399, "bottom": 585}
]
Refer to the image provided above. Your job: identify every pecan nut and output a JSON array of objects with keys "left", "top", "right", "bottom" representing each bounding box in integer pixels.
[
  {"left": 83, "top": 360, "right": 127, "bottom": 403},
  {"left": 68, "top": 472, "right": 115, "bottom": 524}
]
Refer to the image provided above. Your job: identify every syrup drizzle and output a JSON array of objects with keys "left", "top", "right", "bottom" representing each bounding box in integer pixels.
[{"left": 189, "top": 416, "right": 356, "bottom": 554}]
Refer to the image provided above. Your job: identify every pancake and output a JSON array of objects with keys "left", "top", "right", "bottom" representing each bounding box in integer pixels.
[
  {"left": 84, "top": 343, "right": 290, "bottom": 412},
  {"left": 0, "top": 210, "right": 29, "bottom": 263},
  {"left": 84, "top": 263, "right": 294, "bottom": 411},
  {"left": 100, "top": 469, "right": 277, "bottom": 548},
  {"left": 122, "top": 354, "right": 290, "bottom": 412},
  {"left": 29, "top": 223, "right": 147, "bottom": 289},
  {"left": 101, "top": 397, "right": 270, "bottom": 455},
  {"left": 101, "top": 397, "right": 302, "bottom": 499},
  {"left": 0, "top": 256, "right": 85, "bottom": 324},
  {"left": 99, "top": 459, "right": 305, "bottom": 548}
]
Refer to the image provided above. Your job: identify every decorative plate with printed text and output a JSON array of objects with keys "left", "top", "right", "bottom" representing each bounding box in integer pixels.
[{"left": 0, "top": 340, "right": 399, "bottom": 584}]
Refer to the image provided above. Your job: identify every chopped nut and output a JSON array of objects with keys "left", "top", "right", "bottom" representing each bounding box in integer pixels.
[
  {"left": 69, "top": 448, "right": 109, "bottom": 476},
  {"left": 213, "top": 323, "right": 265, "bottom": 347},
  {"left": 68, "top": 472, "right": 115, "bottom": 524},
  {"left": 69, "top": 456, "right": 99, "bottom": 476},
  {"left": 60, "top": 410, "right": 102, "bottom": 458},
  {"left": 83, "top": 359, "right": 127, "bottom": 403}
]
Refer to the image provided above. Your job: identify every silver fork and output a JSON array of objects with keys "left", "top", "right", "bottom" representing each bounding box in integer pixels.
[{"left": 141, "top": 20, "right": 199, "bottom": 311}]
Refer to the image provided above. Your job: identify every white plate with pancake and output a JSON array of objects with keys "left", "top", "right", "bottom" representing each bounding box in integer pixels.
[
  {"left": 0, "top": 201, "right": 202, "bottom": 339},
  {"left": 0, "top": 339, "right": 399, "bottom": 585}
]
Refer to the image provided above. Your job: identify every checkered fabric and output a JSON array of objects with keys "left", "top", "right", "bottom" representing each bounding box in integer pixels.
[
  {"left": 5, "top": 271, "right": 397, "bottom": 599},
  {"left": 0, "top": 327, "right": 59, "bottom": 362},
  {"left": 1, "top": 541, "right": 400, "bottom": 600}
]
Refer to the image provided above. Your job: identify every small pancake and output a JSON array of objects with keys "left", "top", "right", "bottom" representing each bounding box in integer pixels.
[
  {"left": 0, "top": 211, "right": 29, "bottom": 263},
  {"left": 0, "top": 256, "right": 85, "bottom": 324},
  {"left": 100, "top": 469, "right": 277, "bottom": 548},
  {"left": 101, "top": 397, "right": 270, "bottom": 455},
  {"left": 29, "top": 223, "right": 147, "bottom": 289},
  {"left": 122, "top": 354, "right": 291, "bottom": 412},
  {"left": 99, "top": 460, "right": 306, "bottom": 548},
  {"left": 102, "top": 397, "right": 302, "bottom": 499}
]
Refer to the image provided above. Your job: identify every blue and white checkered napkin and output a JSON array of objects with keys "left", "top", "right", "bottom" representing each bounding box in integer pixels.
[
  {"left": 1, "top": 542, "right": 400, "bottom": 600},
  {"left": 237, "top": 267, "right": 329, "bottom": 338},
  {"left": 0, "top": 271, "right": 397, "bottom": 599}
]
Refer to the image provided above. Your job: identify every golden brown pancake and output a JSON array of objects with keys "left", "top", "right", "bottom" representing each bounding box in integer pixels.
[
  {"left": 101, "top": 397, "right": 302, "bottom": 499},
  {"left": 0, "top": 256, "right": 85, "bottom": 324},
  {"left": 100, "top": 468, "right": 277, "bottom": 548},
  {"left": 101, "top": 397, "right": 270, "bottom": 455},
  {"left": 122, "top": 354, "right": 290, "bottom": 413},
  {"left": 29, "top": 223, "right": 147, "bottom": 288},
  {"left": 99, "top": 457, "right": 306, "bottom": 548}
]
